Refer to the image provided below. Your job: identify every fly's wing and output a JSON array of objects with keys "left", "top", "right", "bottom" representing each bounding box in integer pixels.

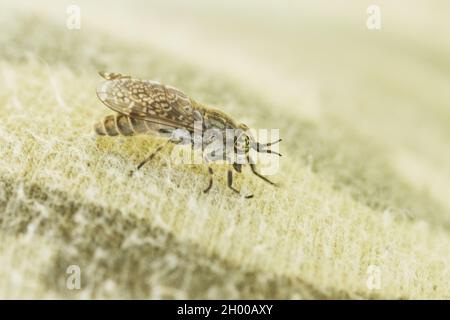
[{"left": 96, "top": 75, "right": 198, "bottom": 132}]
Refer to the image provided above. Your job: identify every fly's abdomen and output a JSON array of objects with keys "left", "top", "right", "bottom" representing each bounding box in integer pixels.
[{"left": 94, "top": 114, "right": 149, "bottom": 136}]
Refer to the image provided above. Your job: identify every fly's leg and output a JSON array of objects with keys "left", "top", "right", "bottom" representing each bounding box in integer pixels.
[
  {"left": 228, "top": 168, "right": 253, "bottom": 199},
  {"left": 248, "top": 156, "right": 278, "bottom": 186},
  {"left": 136, "top": 144, "right": 166, "bottom": 170},
  {"left": 203, "top": 166, "right": 214, "bottom": 193},
  {"left": 200, "top": 150, "right": 221, "bottom": 196},
  {"left": 227, "top": 169, "right": 239, "bottom": 194},
  {"left": 98, "top": 71, "right": 131, "bottom": 80}
]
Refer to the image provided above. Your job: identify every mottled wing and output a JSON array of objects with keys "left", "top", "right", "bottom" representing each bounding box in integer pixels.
[{"left": 96, "top": 77, "right": 197, "bottom": 132}]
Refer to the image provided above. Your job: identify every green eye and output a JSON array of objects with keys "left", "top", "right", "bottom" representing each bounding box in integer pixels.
[{"left": 245, "top": 136, "right": 250, "bottom": 151}]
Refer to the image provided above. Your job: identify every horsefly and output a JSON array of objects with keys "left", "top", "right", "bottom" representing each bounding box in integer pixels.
[{"left": 94, "top": 72, "right": 281, "bottom": 198}]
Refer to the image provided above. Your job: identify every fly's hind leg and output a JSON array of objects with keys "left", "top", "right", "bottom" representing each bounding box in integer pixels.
[{"left": 129, "top": 138, "right": 179, "bottom": 176}]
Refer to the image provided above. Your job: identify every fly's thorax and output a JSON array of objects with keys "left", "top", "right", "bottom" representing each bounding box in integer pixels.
[
  {"left": 199, "top": 125, "right": 251, "bottom": 164},
  {"left": 190, "top": 102, "right": 240, "bottom": 158},
  {"left": 201, "top": 106, "right": 238, "bottom": 130},
  {"left": 202, "top": 130, "right": 235, "bottom": 163}
]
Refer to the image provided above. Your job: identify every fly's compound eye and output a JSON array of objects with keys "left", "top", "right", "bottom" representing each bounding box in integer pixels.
[{"left": 244, "top": 135, "right": 250, "bottom": 152}]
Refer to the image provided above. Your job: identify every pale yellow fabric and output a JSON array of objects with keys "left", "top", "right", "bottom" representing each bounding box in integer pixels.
[{"left": 0, "top": 1, "right": 449, "bottom": 299}]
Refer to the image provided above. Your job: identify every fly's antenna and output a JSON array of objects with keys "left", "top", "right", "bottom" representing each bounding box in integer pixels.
[{"left": 252, "top": 139, "right": 282, "bottom": 156}]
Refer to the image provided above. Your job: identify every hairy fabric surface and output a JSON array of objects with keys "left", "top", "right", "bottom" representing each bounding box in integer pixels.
[{"left": 0, "top": 1, "right": 449, "bottom": 299}]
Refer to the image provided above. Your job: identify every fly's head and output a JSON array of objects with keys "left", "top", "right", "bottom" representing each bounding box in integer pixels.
[
  {"left": 235, "top": 123, "right": 282, "bottom": 158},
  {"left": 234, "top": 124, "right": 252, "bottom": 156}
]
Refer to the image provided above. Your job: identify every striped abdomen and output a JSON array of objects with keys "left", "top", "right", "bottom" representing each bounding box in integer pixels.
[{"left": 94, "top": 113, "right": 172, "bottom": 137}]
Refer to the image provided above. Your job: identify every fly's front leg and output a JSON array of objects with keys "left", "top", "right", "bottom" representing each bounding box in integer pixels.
[{"left": 248, "top": 156, "right": 278, "bottom": 186}]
